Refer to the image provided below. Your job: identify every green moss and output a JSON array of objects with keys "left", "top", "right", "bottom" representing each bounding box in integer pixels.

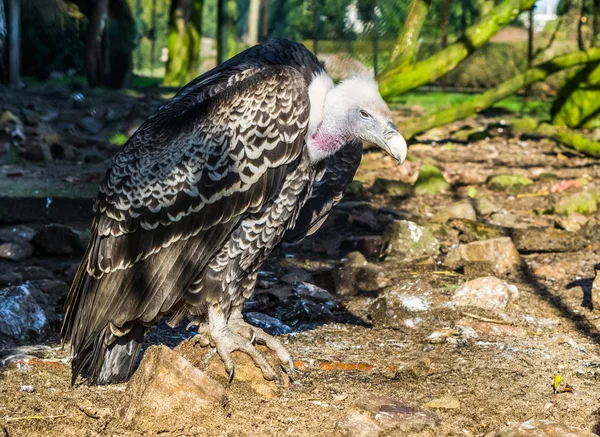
[
  {"left": 552, "top": 62, "right": 600, "bottom": 129},
  {"left": 511, "top": 117, "right": 540, "bottom": 132},
  {"left": 345, "top": 180, "right": 364, "bottom": 195},
  {"left": 413, "top": 165, "right": 450, "bottom": 195},
  {"left": 372, "top": 178, "right": 413, "bottom": 196},
  {"left": 108, "top": 132, "right": 129, "bottom": 147},
  {"left": 487, "top": 174, "right": 533, "bottom": 191},
  {"left": 555, "top": 189, "right": 599, "bottom": 215}
]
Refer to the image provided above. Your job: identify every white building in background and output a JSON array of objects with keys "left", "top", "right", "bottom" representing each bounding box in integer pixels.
[{"left": 533, "top": 0, "right": 560, "bottom": 31}]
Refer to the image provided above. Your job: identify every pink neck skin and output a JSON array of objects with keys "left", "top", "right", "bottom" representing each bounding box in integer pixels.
[{"left": 309, "top": 130, "right": 346, "bottom": 154}]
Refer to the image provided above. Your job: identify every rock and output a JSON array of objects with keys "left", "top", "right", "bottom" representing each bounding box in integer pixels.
[
  {"left": 354, "top": 396, "right": 440, "bottom": 434},
  {"left": 342, "top": 236, "right": 384, "bottom": 260},
  {"left": 77, "top": 116, "right": 104, "bottom": 134},
  {"left": 176, "top": 340, "right": 286, "bottom": 399},
  {"left": 20, "top": 385, "right": 34, "bottom": 393},
  {"left": 244, "top": 312, "right": 291, "bottom": 335},
  {"left": 487, "top": 174, "right": 533, "bottom": 192},
  {"left": 0, "top": 225, "right": 35, "bottom": 244},
  {"left": 413, "top": 165, "right": 450, "bottom": 195},
  {"left": 451, "top": 276, "right": 518, "bottom": 311},
  {"left": 473, "top": 198, "right": 501, "bottom": 216},
  {"left": 511, "top": 228, "right": 586, "bottom": 253},
  {"left": 281, "top": 269, "right": 313, "bottom": 285},
  {"left": 383, "top": 220, "right": 440, "bottom": 263},
  {"left": 555, "top": 212, "right": 588, "bottom": 232},
  {"left": 369, "top": 281, "right": 432, "bottom": 328},
  {"left": 372, "top": 178, "right": 413, "bottom": 196},
  {"left": 422, "top": 396, "right": 460, "bottom": 409},
  {"left": 431, "top": 201, "right": 477, "bottom": 223},
  {"left": 457, "top": 318, "right": 525, "bottom": 339},
  {"left": 349, "top": 209, "right": 388, "bottom": 232},
  {"left": 0, "top": 242, "right": 34, "bottom": 261},
  {"left": 555, "top": 189, "right": 598, "bottom": 215},
  {"left": 336, "top": 412, "right": 383, "bottom": 437},
  {"left": 0, "top": 283, "right": 47, "bottom": 340},
  {"left": 345, "top": 180, "right": 363, "bottom": 195},
  {"left": 32, "top": 224, "right": 85, "bottom": 256},
  {"left": 489, "top": 211, "right": 527, "bottom": 229},
  {"left": 120, "top": 345, "right": 228, "bottom": 430},
  {"left": 334, "top": 251, "right": 390, "bottom": 297},
  {"left": 448, "top": 218, "right": 507, "bottom": 243},
  {"left": 445, "top": 237, "right": 522, "bottom": 276},
  {"left": 489, "top": 419, "right": 598, "bottom": 437},
  {"left": 18, "top": 142, "right": 52, "bottom": 162}
]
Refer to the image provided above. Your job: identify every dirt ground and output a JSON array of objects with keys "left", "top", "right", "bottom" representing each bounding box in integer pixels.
[{"left": 2, "top": 88, "right": 600, "bottom": 436}]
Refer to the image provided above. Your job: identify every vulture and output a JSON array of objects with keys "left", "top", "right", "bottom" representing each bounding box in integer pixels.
[{"left": 62, "top": 39, "right": 407, "bottom": 385}]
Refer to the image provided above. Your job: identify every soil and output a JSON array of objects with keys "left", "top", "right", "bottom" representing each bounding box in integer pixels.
[{"left": 2, "top": 87, "right": 600, "bottom": 436}]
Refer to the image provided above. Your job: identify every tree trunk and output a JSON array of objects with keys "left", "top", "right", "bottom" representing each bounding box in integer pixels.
[
  {"left": 165, "top": 0, "right": 203, "bottom": 85},
  {"left": 594, "top": 0, "right": 600, "bottom": 46},
  {"left": 312, "top": 0, "right": 318, "bottom": 54},
  {"left": 389, "top": 0, "right": 430, "bottom": 68},
  {"left": 247, "top": 0, "right": 260, "bottom": 45},
  {"left": 261, "top": 0, "right": 268, "bottom": 42},
  {"left": 441, "top": 0, "right": 448, "bottom": 48},
  {"left": 135, "top": 0, "right": 142, "bottom": 71},
  {"left": 150, "top": 0, "right": 157, "bottom": 74},
  {"left": 378, "top": 0, "right": 537, "bottom": 100},
  {"left": 6, "top": 0, "right": 16, "bottom": 87},
  {"left": 84, "top": 0, "right": 108, "bottom": 87},
  {"left": 217, "top": 0, "right": 227, "bottom": 63},
  {"left": 398, "top": 48, "right": 600, "bottom": 139}
]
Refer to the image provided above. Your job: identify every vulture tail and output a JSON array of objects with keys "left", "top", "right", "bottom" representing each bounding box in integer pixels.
[{"left": 71, "top": 324, "right": 145, "bottom": 385}]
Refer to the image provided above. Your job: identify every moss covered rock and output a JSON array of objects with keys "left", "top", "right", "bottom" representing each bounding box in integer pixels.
[
  {"left": 372, "top": 178, "right": 413, "bottom": 196},
  {"left": 487, "top": 174, "right": 533, "bottom": 192},
  {"left": 345, "top": 180, "right": 363, "bottom": 195},
  {"left": 413, "top": 165, "right": 450, "bottom": 195},
  {"left": 554, "top": 189, "right": 599, "bottom": 215}
]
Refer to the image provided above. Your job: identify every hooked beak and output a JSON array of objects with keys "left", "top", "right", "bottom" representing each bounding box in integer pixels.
[{"left": 380, "top": 121, "right": 407, "bottom": 164}]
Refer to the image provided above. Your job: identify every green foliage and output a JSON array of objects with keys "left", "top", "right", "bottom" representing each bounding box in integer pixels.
[
  {"left": 108, "top": 132, "right": 129, "bottom": 146},
  {"left": 552, "top": 62, "right": 600, "bottom": 129}
]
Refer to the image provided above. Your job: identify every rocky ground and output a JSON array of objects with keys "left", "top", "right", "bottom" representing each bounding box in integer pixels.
[{"left": 1, "top": 87, "right": 600, "bottom": 436}]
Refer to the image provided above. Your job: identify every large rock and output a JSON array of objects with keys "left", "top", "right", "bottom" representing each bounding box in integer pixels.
[
  {"left": 0, "top": 283, "right": 47, "bottom": 340},
  {"left": 0, "top": 225, "right": 35, "bottom": 244},
  {"left": 489, "top": 419, "right": 598, "bottom": 437},
  {"left": 413, "top": 165, "right": 450, "bottom": 195},
  {"left": 32, "top": 224, "right": 85, "bottom": 256},
  {"left": 445, "top": 237, "right": 522, "bottom": 276},
  {"left": 451, "top": 276, "right": 518, "bottom": 311},
  {"left": 120, "top": 345, "right": 228, "bottom": 430},
  {"left": 383, "top": 220, "right": 440, "bottom": 263},
  {"left": 0, "top": 242, "right": 34, "bottom": 261}
]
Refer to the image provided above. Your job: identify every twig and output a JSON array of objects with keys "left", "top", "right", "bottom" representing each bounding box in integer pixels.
[
  {"left": 298, "top": 397, "right": 321, "bottom": 402},
  {"left": 5, "top": 415, "right": 66, "bottom": 423},
  {"left": 462, "top": 312, "right": 513, "bottom": 325}
]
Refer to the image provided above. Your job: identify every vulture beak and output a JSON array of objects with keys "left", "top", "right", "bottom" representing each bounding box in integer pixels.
[{"left": 381, "top": 121, "right": 407, "bottom": 164}]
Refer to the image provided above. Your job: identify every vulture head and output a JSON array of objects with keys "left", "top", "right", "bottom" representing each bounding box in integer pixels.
[{"left": 308, "top": 74, "right": 407, "bottom": 164}]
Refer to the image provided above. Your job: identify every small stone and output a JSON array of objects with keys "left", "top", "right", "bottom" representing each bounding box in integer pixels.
[
  {"left": 336, "top": 412, "right": 382, "bottom": 437},
  {"left": 425, "top": 328, "right": 457, "bottom": 344},
  {"left": 555, "top": 189, "right": 599, "bottom": 216},
  {"left": 77, "top": 116, "right": 104, "bottom": 134},
  {"left": 120, "top": 345, "right": 228, "bottom": 430},
  {"left": 452, "top": 276, "right": 518, "bottom": 311},
  {"left": 334, "top": 251, "right": 390, "bottom": 296},
  {"left": 487, "top": 174, "right": 533, "bottom": 192},
  {"left": 383, "top": 220, "right": 440, "bottom": 263},
  {"left": 431, "top": 201, "right": 477, "bottom": 223},
  {"left": 355, "top": 396, "right": 440, "bottom": 433},
  {"left": 372, "top": 178, "right": 413, "bottom": 196},
  {"left": 0, "top": 242, "right": 34, "bottom": 261},
  {"left": 32, "top": 224, "right": 85, "bottom": 256},
  {"left": 473, "top": 198, "right": 501, "bottom": 216},
  {"left": 243, "top": 312, "right": 291, "bottom": 335},
  {"left": 489, "top": 211, "right": 527, "bottom": 229},
  {"left": 555, "top": 212, "right": 588, "bottom": 232},
  {"left": 20, "top": 385, "right": 34, "bottom": 392},
  {"left": 445, "top": 237, "right": 521, "bottom": 276},
  {"left": 413, "top": 165, "right": 450, "bottom": 195},
  {"left": 422, "top": 396, "right": 460, "bottom": 409},
  {"left": 489, "top": 419, "right": 598, "bottom": 436}
]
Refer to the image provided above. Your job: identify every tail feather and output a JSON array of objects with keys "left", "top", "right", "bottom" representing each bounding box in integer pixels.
[{"left": 71, "top": 325, "right": 145, "bottom": 385}]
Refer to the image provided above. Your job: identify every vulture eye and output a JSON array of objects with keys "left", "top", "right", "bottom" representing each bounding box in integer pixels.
[{"left": 359, "top": 110, "right": 372, "bottom": 120}]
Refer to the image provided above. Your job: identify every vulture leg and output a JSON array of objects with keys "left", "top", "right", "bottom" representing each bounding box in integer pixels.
[
  {"left": 207, "top": 304, "right": 278, "bottom": 381},
  {"left": 228, "top": 307, "right": 294, "bottom": 374}
]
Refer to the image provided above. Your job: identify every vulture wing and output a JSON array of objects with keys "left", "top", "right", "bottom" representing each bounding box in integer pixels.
[
  {"left": 285, "top": 140, "right": 363, "bottom": 242},
  {"left": 62, "top": 65, "right": 311, "bottom": 381}
]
